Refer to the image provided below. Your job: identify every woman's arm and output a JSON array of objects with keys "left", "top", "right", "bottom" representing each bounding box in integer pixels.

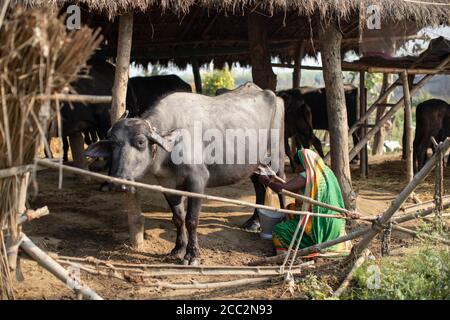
[{"left": 259, "top": 175, "right": 306, "bottom": 194}]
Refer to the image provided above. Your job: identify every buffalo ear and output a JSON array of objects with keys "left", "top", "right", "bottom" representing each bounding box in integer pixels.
[{"left": 84, "top": 140, "right": 113, "bottom": 158}]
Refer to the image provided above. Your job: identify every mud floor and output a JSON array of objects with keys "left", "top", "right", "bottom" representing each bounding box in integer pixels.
[{"left": 13, "top": 153, "right": 450, "bottom": 299}]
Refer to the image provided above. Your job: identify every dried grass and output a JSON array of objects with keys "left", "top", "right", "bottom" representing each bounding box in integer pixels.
[
  {"left": 20, "top": 0, "right": 450, "bottom": 26},
  {"left": 0, "top": 6, "right": 102, "bottom": 299}
]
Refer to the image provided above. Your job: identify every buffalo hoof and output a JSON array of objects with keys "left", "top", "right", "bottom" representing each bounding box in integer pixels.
[
  {"left": 183, "top": 258, "right": 200, "bottom": 266},
  {"left": 170, "top": 247, "right": 186, "bottom": 260},
  {"left": 99, "top": 182, "right": 113, "bottom": 192},
  {"left": 241, "top": 218, "right": 260, "bottom": 232}
]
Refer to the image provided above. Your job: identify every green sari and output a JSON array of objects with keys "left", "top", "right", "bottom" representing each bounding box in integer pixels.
[{"left": 272, "top": 149, "right": 350, "bottom": 254}]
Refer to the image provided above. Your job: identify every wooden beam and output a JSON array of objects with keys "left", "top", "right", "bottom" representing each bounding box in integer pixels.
[
  {"left": 272, "top": 63, "right": 450, "bottom": 75},
  {"left": 192, "top": 60, "right": 202, "bottom": 94},
  {"left": 359, "top": 71, "right": 368, "bottom": 178},
  {"left": 110, "top": 12, "right": 133, "bottom": 124},
  {"left": 319, "top": 20, "right": 355, "bottom": 210},
  {"left": 401, "top": 71, "right": 414, "bottom": 182},
  {"left": 99, "top": 42, "right": 294, "bottom": 61},
  {"left": 248, "top": 13, "right": 277, "bottom": 91}
]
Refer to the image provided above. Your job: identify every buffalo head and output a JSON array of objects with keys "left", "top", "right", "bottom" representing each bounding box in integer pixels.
[{"left": 85, "top": 113, "right": 179, "bottom": 191}]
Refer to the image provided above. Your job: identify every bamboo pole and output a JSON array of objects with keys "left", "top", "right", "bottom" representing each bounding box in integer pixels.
[
  {"left": 35, "top": 159, "right": 361, "bottom": 221},
  {"left": 332, "top": 249, "right": 370, "bottom": 298},
  {"left": 110, "top": 12, "right": 133, "bottom": 124},
  {"left": 149, "top": 276, "right": 279, "bottom": 290},
  {"left": 349, "top": 79, "right": 400, "bottom": 136},
  {"left": 401, "top": 71, "right": 414, "bottom": 182},
  {"left": 18, "top": 206, "right": 49, "bottom": 225},
  {"left": 359, "top": 71, "right": 368, "bottom": 178},
  {"left": 351, "top": 138, "right": 450, "bottom": 259},
  {"left": 20, "top": 234, "right": 103, "bottom": 300},
  {"left": 391, "top": 225, "right": 450, "bottom": 245},
  {"left": 36, "top": 94, "right": 112, "bottom": 104},
  {"left": 281, "top": 189, "right": 372, "bottom": 221},
  {"left": 55, "top": 258, "right": 315, "bottom": 277},
  {"left": 0, "top": 164, "right": 46, "bottom": 179}
]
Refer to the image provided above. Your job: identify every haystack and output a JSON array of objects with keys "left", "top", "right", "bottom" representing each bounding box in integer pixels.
[{"left": 0, "top": 6, "right": 102, "bottom": 299}]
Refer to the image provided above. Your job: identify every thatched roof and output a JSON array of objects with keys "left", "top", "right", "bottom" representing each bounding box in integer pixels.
[
  {"left": 23, "top": 0, "right": 450, "bottom": 25},
  {"left": 20, "top": 1, "right": 450, "bottom": 68}
]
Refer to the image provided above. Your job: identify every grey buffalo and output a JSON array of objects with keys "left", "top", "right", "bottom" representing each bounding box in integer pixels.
[{"left": 85, "top": 83, "right": 285, "bottom": 265}]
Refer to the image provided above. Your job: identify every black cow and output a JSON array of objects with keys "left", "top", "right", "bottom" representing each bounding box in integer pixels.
[
  {"left": 301, "top": 86, "right": 360, "bottom": 160},
  {"left": 276, "top": 89, "right": 324, "bottom": 171},
  {"left": 413, "top": 99, "right": 450, "bottom": 172},
  {"left": 129, "top": 75, "right": 192, "bottom": 117},
  {"left": 59, "top": 59, "right": 128, "bottom": 170}
]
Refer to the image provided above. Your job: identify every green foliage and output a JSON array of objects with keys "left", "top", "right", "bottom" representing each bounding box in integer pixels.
[
  {"left": 297, "top": 274, "right": 334, "bottom": 300},
  {"left": 344, "top": 246, "right": 450, "bottom": 300},
  {"left": 202, "top": 68, "right": 235, "bottom": 96}
]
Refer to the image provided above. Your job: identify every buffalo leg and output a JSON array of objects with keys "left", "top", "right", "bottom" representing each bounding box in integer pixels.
[
  {"left": 68, "top": 131, "right": 87, "bottom": 170},
  {"left": 183, "top": 178, "right": 206, "bottom": 266},
  {"left": 62, "top": 135, "right": 69, "bottom": 162},
  {"left": 164, "top": 193, "right": 187, "bottom": 260},
  {"left": 417, "top": 138, "right": 429, "bottom": 171},
  {"left": 242, "top": 173, "right": 265, "bottom": 232},
  {"left": 285, "top": 136, "right": 296, "bottom": 172},
  {"left": 276, "top": 159, "right": 286, "bottom": 210}
]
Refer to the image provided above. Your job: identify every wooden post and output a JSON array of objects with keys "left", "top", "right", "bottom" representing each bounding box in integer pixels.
[
  {"left": 126, "top": 192, "right": 145, "bottom": 250},
  {"left": 401, "top": 71, "right": 414, "bottom": 182},
  {"left": 192, "top": 60, "right": 202, "bottom": 94},
  {"left": 319, "top": 19, "right": 356, "bottom": 209},
  {"left": 292, "top": 42, "right": 304, "bottom": 88},
  {"left": 248, "top": 13, "right": 277, "bottom": 91},
  {"left": 373, "top": 74, "right": 391, "bottom": 155},
  {"left": 110, "top": 12, "right": 133, "bottom": 124},
  {"left": 359, "top": 71, "right": 368, "bottom": 178}
]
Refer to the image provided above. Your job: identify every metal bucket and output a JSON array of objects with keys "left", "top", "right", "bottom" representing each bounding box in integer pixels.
[{"left": 257, "top": 208, "right": 284, "bottom": 240}]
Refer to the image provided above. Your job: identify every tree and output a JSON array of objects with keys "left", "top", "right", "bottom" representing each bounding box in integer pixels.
[{"left": 202, "top": 68, "right": 235, "bottom": 96}]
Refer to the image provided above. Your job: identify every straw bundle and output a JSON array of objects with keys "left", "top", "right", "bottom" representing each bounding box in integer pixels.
[{"left": 0, "top": 7, "right": 102, "bottom": 299}]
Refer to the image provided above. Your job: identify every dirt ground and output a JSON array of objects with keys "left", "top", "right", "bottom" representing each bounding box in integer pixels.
[{"left": 12, "top": 153, "right": 450, "bottom": 300}]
